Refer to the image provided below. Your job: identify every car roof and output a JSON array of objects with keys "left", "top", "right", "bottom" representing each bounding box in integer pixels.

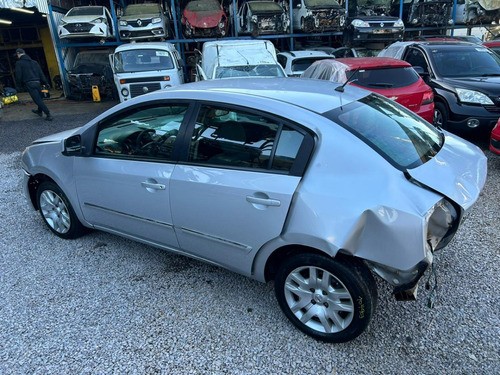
[
  {"left": 278, "top": 50, "right": 331, "bottom": 58},
  {"left": 132, "top": 78, "right": 370, "bottom": 115},
  {"left": 334, "top": 57, "right": 410, "bottom": 69}
]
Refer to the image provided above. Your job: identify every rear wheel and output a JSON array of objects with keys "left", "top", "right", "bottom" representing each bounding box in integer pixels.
[
  {"left": 434, "top": 102, "right": 449, "bottom": 130},
  {"left": 36, "top": 181, "right": 86, "bottom": 239},
  {"left": 275, "top": 253, "right": 377, "bottom": 343}
]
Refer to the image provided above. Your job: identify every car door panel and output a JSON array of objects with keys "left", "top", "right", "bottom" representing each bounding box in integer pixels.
[
  {"left": 170, "top": 165, "right": 300, "bottom": 275},
  {"left": 74, "top": 158, "right": 179, "bottom": 248}
]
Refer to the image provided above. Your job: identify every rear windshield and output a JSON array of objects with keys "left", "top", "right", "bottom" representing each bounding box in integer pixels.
[
  {"left": 323, "top": 93, "right": 442, "bottom": 170},
  {"left": 350, "top": 67, "right": 419, "bottom": 89}
]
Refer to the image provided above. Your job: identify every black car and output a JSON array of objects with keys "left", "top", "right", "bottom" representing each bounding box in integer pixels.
[
  {"left": 343, "top": 0, "right": 405, "bottom": 46},
  {"left": 379, "top": 41, "right": 500, "bottom": 133}
]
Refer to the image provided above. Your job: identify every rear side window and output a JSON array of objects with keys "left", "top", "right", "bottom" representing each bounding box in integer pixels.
[
  {"left": 350, "top": 67, "right": 419, "bottom": 89},
  {"left": 188, "top": 105, "right": 306, "bottom": 174}
]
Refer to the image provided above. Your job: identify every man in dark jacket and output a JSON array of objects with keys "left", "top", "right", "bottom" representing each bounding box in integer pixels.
[{"left": 14, "top": 48, "right": 53, "bottom": 121}]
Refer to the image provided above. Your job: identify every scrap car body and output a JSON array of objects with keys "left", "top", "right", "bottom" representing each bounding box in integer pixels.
[
  {"left": 454, "top": 0, "right": 500, "bottom": 24},
  {"left": 289, "top": 0, "right": 346, "bottom": 32},
  {"left": 391, "top": 0, "right": 454, "bottom": 27},
  {"left": 181, "top": 0, "right": 228, "bottom": 38},
  {"left": 236, "top": 0, "right": 290, "bottom": 35}
]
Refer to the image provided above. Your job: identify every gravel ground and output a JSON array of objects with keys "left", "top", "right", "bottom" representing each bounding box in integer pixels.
[{"left": 0, "top": 106, "right": 499, "bottom": 374}]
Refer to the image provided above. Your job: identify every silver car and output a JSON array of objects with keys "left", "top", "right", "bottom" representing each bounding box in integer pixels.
[
  {"left": 21, "top": 78, "right": 487, "bottom": 343},
  {"left": 118, "top": 3, "right": 171, "bottom": 40}
]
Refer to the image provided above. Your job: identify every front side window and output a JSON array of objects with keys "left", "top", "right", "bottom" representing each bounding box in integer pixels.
[
  {"left": 324, "top": 94, "right": 442, "bottom": 169},
  {"left": 95, "top": 104, "right": 189, "bottom": 161},
  {"left": 188, "top": 105, "right": 304, "bottom": 172}
]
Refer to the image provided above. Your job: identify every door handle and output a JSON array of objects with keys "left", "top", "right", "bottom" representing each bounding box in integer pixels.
[
  {"left": 246, "top": 195, "right": 281, "bottom": 207},
  {"left": 141, "top": 181, "right": 166, "bottom": 190}
]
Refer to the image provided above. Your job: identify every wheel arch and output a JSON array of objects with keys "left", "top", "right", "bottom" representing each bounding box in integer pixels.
[
  {"left": 27, "top": 173, "right": 57, "bottom": 210},
  {"left": 261, "top": 244, "right": 357, "bottom": 283}
]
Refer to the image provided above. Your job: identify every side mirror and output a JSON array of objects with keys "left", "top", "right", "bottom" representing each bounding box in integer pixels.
[{"left": 63, "top": 135, "right": 84, "bottom": 156}]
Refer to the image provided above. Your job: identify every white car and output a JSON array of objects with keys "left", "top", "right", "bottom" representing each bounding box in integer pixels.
[
  {"left": 58, "top": 6, "right": 115, "bottom": 40},
  {"left": 277, "top": 50, "right": 332, "bottom": 77}
]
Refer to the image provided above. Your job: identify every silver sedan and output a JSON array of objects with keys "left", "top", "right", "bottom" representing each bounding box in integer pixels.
[{"left": 21, "top": 78, "right": 487, "bottom": 343}]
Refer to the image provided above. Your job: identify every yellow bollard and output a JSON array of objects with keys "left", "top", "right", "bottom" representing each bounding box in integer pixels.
[{"left": 92, "top": 85, "right": 101, "bottom": 102}]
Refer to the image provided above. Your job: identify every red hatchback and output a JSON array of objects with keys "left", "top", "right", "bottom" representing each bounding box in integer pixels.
[
  {"left": 181, "top": 0, "right": 227, "bottom": 38},
  {"left": 490, "top": 118, "right": 500, "bottom": 155},
  {"left": 301, "top": 57, "right": 435, "bottom": 123}
]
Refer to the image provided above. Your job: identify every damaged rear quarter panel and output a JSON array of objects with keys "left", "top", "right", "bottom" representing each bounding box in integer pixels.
[{"left": 280, "top": 124, "right": 443, "bottom": 272}]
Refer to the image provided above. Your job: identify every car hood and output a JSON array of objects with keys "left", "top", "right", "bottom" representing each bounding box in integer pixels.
[
  {"left": 183, "top": 10, "right": 224, "bottom": 27},
  {"left": 32, "top": 128, "right": 80, "bottom": 145},
  {"left": 62, "top": 15, "right": 104, "bottom": 23},
  {"left": 121, "top": 13, "right": 161, "bottom": 21},
  {"left": 442, "top": 76, "right": 500, "bottom": 94},
  {"left": 406, "top": 132, "right": 487, "bottom": 211}
]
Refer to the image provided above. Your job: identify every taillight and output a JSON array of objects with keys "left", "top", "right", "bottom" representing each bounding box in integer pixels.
[{"left": 422, "top": 91, "right": 434, "bottom": 105}]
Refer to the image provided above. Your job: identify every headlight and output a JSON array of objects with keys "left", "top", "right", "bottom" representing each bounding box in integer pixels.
[
  {"left": 119, "top": 20, "right": 127, "bottom": 26},
  {"left": 219, "top": 21, "right": 225, "bottom": 29},
  {"left": 426, "top": 199, "right": 458, "bottom": 251},
  {"left": 92, "top": 17, "right": 104, "bottom": 23},
  {"left": 121, "top": 88, "right": 129, "bottom": 97},
  {"left": 351, "top": 19, "right": 370, "bottom": 28},
  {"left": 152, "top": 17, "right": 161, "bottom": 24},
  {"left": 456, "top": 88, "right": 494, "bottom": 105},
  {"left": 394, "top": 19, "right": 405, "bottom": 27},
  {"left": 60, "top": 20, "right": 67, "bottom": 25},
  {"left": 251, "top": 15, "right": 258, "bottom": 23}
]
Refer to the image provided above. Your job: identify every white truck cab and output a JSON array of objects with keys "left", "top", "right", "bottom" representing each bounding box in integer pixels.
[
  {"left": 110, "top": 42, "right": 184, "bottom": 102},
  {"left": 196, "top": 39, "right": 286, "bottom": 80}
]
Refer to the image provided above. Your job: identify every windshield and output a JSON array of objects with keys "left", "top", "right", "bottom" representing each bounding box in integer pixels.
[
  {"left": 324, "top": 94, "right": 442, "bottom": 169},
  {"left": 304, "top": 0, "right": 341, "bottom": 7},
  {"left": 114, "top": 49, "right": 174, "bottom": 73},
  {"left": 431, "top": 47, "right": 500, "bottom": 77},
  {"left": 73, "top": 52, "right": 110, "bottom": 68},
  {"left": 215, "top": 65, "right": 286, "bottom": 78},
  {"left": 123, "top": 4, "right": 161, "bottom": 16},
  {"left": 249, "top": 2, "right": 283, "bottom": 12},
  {"left": 67, "top": 7, "right": 103, "bottom": 17},
  {"left": 356, "top": 0, "right": 391, "bottom": 6},
  {"left": 185, "top": 0, "right": 220, "bottom": 12}
]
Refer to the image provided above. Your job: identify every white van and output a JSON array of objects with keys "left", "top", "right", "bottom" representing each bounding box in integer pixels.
[
  {"left": 196, "top": 39, "right": 286, "bottom": 80},
  {"left": 110, "top": 42, "right": 184, "bottom": 102}
]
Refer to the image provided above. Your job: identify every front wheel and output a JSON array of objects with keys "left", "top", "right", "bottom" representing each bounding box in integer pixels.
[
  {"left": 434, "top": 102, "right": 449, "bottom": 130},
  {"left": 36, "top": 181, "right": 86, "bottom": 239},
  {"left": 275, "top": 253, "right": 377, "bottom": 343}
]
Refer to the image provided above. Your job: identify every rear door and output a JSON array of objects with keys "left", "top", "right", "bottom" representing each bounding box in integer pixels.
[{"left": 170, "top": 103, "right": 313, "bottom": 275}]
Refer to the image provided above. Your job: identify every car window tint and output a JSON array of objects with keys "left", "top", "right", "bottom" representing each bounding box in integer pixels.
[
  {"left": 188, "top": 106, "right": 303, "bottom": 172},
  {"left": 431, "top": 47, "right": 500, "bottom": 77},
  {"left": 95, "top": 104, "right": 188, "bottom": 161},
  {"left": 405, "top": 49, "right": 429, "bottom": 73},
  {"left": 351, "top": 67, "right": 419, "bottom": 89},
  {"left": 324, "top": 93, "right": 442, "bottom": 170}
]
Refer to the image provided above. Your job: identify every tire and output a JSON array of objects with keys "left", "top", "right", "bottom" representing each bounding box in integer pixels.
[
  {"left": 36, "top": 181, "right": 86, "bottom": 239},
  {"left": 275, "top": 253, "right": 377, "bottom": 343},
  {"left": 434, "top": 101, "right": 449, "bottom": 130}
]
